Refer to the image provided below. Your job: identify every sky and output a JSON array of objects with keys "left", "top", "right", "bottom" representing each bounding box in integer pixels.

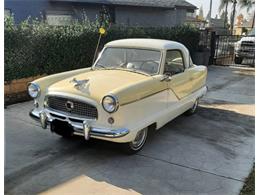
[{"left": 186, "top": 0, "right": 253, "bottom": 20}]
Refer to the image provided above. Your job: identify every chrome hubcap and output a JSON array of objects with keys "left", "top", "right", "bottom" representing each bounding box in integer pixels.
[
  {"left": 191, "top": 100, "right": 198, "bottom": 112},
  {"left": 130, "top": 128, "right": 147, "bottom": 150}
]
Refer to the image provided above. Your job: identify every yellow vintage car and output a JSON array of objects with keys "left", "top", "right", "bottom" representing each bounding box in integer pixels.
[{"left": 28, "top": 39, "right": 207, "bottom": 154}]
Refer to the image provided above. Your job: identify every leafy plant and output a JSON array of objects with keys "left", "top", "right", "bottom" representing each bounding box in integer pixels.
[{"left": 4, "top": 16, "right": 200, "bottom": 81}]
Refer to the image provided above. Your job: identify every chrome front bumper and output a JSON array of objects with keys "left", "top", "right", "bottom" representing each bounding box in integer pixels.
[
  {"left": 29, "top": 109, "right": 129, "bottom": 139},
  {"left": 235, "top": 51, "right": 255, "bottom": 58}
]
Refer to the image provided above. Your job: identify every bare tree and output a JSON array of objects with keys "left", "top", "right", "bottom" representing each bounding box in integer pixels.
[
  {"left": 198, "top": 5, "right": 204, "bottom": 20},
  {"left": 219, "top": 0, "right": 232, "bottom": 29},
  {"left": 230, "top": 0, "right": 237, "bottom": 34},
  {"left": 219, "top": 0, "right": 255, "bottom": 34},
  {"left": 239, "top": 0, "right": 255, "bottom": 28}
]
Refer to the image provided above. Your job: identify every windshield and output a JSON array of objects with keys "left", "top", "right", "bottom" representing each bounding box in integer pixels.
[
  {"left": 94, "top": 47, "right": 161, "bottom": 75},
  {"left": 248, "top": 28, "right": 255, "bottom": 36}
]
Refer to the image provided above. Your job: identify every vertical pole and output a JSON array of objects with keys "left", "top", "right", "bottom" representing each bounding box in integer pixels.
[
  {"left": 209, "top": 31, "right": 216, "bottom": 65},
  {"left": 92, "top": 33, "right": 102, "bottom": 65},
  {"left": 252, "top": 12, "right": 255, "bottom": 28},
  {"left": 209, "top": 0, "right": 212, "bottom": 26}
]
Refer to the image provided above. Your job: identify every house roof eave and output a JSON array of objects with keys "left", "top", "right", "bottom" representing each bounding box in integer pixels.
[{"left": 49, "top": 0, "right": 197, "bottom": 10}]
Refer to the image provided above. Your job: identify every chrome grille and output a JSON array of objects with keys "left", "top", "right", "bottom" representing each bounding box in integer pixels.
[
  {"left": 241, "top": 41, "right": 255, "bottom": 52},
  {"left": 47, "top": 96, "right": 98, "bottom": 119},
  {"left": 241, "top": 41, "right": 254, "bottom": 46}
]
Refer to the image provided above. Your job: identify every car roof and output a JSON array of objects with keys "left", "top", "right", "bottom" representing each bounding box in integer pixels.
[{"left": 105, "top": 38, "right": 188, "bottom": 51}]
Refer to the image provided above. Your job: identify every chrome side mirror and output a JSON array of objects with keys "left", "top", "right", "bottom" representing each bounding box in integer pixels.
[{"left": 160, "top": 74, "right": 172, "bottom": 82}]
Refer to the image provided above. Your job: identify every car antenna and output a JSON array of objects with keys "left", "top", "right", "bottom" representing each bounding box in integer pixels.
[{"left": 92, "top": 27, "right": 106, "bottom": 69}]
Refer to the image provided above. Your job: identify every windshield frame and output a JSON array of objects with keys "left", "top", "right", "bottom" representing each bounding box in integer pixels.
[
  {"left": 248, "top": 28, "right": 255, "bottom": 37},
  {"left": 92, "top": 46, "right": 163, "bottom": 76}
]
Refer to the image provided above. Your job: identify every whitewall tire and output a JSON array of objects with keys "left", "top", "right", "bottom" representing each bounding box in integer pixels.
[
  {"left": 185, "top": 99, "right": 199, "bottom": 115},
  {"left": 123, "top": 127, "right": 148, "bottom": 154}
]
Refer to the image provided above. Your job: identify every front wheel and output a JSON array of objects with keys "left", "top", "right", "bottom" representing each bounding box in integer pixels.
[{"left": 122, "top": 127, "right": 148, "bottom": 154}]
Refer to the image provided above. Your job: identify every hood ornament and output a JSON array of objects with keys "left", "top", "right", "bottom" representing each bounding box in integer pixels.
[{"left": 70, "top": 78, "right": 89, "bottom": 87}]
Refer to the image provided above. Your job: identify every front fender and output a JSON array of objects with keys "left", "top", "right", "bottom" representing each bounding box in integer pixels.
[
  {"left": 31, "top": 67, "right": 91, "bottom": 107},
  {"left": 111, "top": 75, "right": 167, "bottom": 106}
]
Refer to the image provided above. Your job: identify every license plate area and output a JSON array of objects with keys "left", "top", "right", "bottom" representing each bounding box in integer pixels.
[{"left": 50, "top": 119, "right": 74, "bottom": 137}]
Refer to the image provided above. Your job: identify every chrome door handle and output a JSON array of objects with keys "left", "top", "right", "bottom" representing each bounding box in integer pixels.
[{"left": 160, "top": 75, "right": 172, "bottom": 82}]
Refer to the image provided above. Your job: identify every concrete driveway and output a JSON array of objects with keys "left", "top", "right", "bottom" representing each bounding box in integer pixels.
[{"left": 5, "top": 65, "right": 255, "bottom": 195}]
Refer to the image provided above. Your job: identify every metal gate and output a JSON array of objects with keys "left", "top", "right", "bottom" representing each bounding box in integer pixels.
[{"left": 212, "top": 34, "right": 255, "bottom": 66}]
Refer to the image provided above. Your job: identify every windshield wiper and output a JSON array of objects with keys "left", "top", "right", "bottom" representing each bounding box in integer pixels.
[
  {"left": 95, "top": 64, "right": 106, "bottom": 69},
  {"left": 94, "top": 65, "right": 150, "bottom": 76},
  {"left": 113, "top": 67, "right": 150, "bottom": 76},
  {"left": 94, "top": 65, "right": 119, "bottom": 70}
]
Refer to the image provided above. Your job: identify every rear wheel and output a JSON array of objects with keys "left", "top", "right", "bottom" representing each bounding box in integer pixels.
[
  {"left": 123, "top": 127, "right": 148, "bottom": 154},
  {"left": 185, "top": 99, "right": 199, "bottom": 116},
  {"left": 234, "top": 56, "right": 243, "bottom": 64}
]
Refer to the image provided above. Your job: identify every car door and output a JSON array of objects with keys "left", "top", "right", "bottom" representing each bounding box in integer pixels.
[{"left": 164, "top": 50, "right": 193, "bottom": 100}]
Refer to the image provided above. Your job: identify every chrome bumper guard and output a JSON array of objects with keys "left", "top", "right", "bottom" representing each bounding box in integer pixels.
[{"left": 29, "top": 109, "right": 129, "bottom": 139}]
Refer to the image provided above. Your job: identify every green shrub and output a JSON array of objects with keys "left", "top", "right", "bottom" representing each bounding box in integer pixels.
[{"left": 4, "top": 16, "right": 200, "bottom": 81}]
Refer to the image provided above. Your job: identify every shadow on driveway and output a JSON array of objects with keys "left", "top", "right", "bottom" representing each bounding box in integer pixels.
[{"left": 5, "top": 105, "right": 255, "bottom": 195}]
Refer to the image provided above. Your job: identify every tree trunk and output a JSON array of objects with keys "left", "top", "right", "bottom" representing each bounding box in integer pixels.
[
  {"left": 230, "top": 0, "right": 237, "bottom": 35},
  {"left": 209, "top": 0, "right": 212, "bottom": 25},
  {"left": 224, "top": 2, "right": 228, "bottom": 28}
]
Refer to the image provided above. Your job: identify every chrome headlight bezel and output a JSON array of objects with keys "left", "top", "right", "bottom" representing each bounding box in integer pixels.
[
  {"left": 28, "top": 83, "right": 41, "bottom": 98},
  {"left": 102, "top": 95, "right": 119, "bottom": 113}
]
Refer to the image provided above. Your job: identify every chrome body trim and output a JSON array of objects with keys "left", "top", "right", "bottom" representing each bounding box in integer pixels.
[
  {"left": 29, "top": 109, "right": 129, "bottom": 138},
  {"left": 119, "top": 85, "right": 207, "bottom": 107},
  {"left": 119, "top": 88, "right": 167, "bottom": 106},
  {"left": 45, "top": 106, "right": 98, "bottom": 122}
]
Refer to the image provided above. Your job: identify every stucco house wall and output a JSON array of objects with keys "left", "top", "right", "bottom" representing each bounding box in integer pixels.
[
  {"left": 5, "top": 0, "right": 50, "bottom": 23},
  {"left": 5, "top": 0, "right": 196, "bottom": 27},
  {"left": 115, "top": 6, "right": 169, "bottom": 27}
]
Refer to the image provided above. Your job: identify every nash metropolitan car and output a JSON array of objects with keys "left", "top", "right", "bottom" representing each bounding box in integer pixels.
[{"left": 28, "top": 39, "right": 207, "bottom": 154}]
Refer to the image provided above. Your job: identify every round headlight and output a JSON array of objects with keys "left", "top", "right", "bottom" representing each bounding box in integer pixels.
[
  {"left": 102, "top": 95, "right": 119, "bottom": 113},
  {"left": 28, "top": 83, "right": 40, "bottom": 98}
]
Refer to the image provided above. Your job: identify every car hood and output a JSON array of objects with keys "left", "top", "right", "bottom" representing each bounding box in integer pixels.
[
  {"left": 239, "top": 36, "right": 255, "bottom": 43},
  {"left": 47, "top": 69, "right": 150, "bottom": 103}
]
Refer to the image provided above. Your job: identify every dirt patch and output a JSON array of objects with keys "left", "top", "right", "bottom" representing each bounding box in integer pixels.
[
  {"left": 240, "top": 164, "right": 255, "bottom": 195},
  {"left": 5, "top": 92, "right": 32, "bottom": 107}
]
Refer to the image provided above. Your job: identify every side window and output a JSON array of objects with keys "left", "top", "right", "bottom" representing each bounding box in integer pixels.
[
  {"left": 164, "top": 50, "right": 184, "bottom": 75},
  {"left": 46, "top": 14, "right": 73, "bottom": 26},
  {"left": 4, "top": 9, "right": 11, "bottom": 18},
  {"left": 45, "top": 10, "right": 73, "bottom": 26}
]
